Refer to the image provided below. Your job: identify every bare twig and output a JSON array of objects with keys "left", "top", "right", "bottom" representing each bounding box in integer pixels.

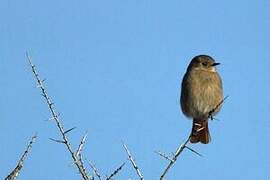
[
  {"left": 87, "top": 160, "right": 102, "bottom": 180},
  {"left": 76, "top": 133, "right": 88, "bottom": 158},
  {"left": 184, "top": 146, "right": 203, "bottom": 157},
  {"left": 64, "top": 127, "right": 77, "bottom": 134},
  {"left": 155, "top": 151, "right": 175, "bottom": 162},
  {"left": 49, "top": 138, "right": 66, "bottom": 144},
  {"left": 5, "top": 134, "right": 37, "bottom": 180},
  {"left": 123, "top": 143, "right": 144, "bottom": 180},
  {"left": 159, "top": 137, "right": 190, "bottom": 180},
  {"left": 106, "top": 162, "right": 126, "bottom": 180},
  {"left": 27, "top": 53, "right": 90, "bottom": 180}
]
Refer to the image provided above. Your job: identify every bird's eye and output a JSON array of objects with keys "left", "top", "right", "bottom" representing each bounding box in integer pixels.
[{"left": 202, "top": 62, "right": 208, "bottom": 66}]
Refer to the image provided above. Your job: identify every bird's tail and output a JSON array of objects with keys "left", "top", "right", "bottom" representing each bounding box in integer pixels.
[{"left": 190, "top": 119, "right": 210, "bottom": 144}]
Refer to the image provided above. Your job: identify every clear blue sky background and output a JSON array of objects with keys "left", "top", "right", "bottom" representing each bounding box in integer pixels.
[{"left": 1, "top": 0, "right": 270, "bottom": 179}]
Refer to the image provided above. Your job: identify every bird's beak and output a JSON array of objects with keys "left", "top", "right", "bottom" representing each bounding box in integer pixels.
[{"left": 212, "top": 62, "right": 220, "bottom": 66}]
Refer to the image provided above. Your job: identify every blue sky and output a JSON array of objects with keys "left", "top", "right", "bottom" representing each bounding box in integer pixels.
[{"left": 1, "top": 0, "right": 270, "bottom": 179}]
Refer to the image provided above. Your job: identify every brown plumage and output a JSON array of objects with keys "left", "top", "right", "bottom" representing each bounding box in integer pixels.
[{"left": 180, "top": 55, "right": 223, "bottom": 144}]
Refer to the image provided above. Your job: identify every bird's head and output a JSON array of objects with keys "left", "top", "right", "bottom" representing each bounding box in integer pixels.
[{"left": 187, "top": 55, "right": 220, "bottom": 72}]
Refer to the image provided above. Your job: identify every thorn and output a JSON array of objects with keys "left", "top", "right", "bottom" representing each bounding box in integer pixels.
[
  {"left": 155, "top": 151, "right": 174, "bottom": 162},
  {"left": 64, "top": 127, "right": 76, "bottom": 134},
  {"left": 184, "top": 146, "right": 203, "bottom": 157},
  {"left": 49, "top": 138, "right": 66, "bottom": 144},
  {"left": 26, "top": 52, "right": 32, "bottom": 64}
]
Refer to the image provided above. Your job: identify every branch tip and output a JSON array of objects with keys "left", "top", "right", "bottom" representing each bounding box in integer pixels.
[
  {"left": 106, "top": 162, "right": 126, "bottom": 180},
  {"left": 123, "top": 143, "right": 144, "bottom": 180},
  {"left": 5, "top": 134, "right": 37, "bottom": 180}
]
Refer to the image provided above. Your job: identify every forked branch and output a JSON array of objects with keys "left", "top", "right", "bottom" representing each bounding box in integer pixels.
[{"left": 159, "top": 137, "right": 190, "bottom": 180}]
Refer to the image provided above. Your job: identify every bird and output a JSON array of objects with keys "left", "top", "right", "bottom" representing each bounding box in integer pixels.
[{"left": 180, "top": 55, "right": 223, "bottom": 144}]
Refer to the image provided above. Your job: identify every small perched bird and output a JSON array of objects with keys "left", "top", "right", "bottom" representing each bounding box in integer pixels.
[{"left": 180, "top": 55, "right": 223, "bottom": 144}]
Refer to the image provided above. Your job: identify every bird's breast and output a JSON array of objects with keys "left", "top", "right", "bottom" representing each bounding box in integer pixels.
[{"left": 181, "top": 70, "right": 223, "bottom": 119}]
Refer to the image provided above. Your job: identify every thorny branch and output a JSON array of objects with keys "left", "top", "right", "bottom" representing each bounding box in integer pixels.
[
  {"left": 26, "top": 53, "right": 228, "bottom": 180},
  {"left": 155, "top": 151, "right": 175, "bottom": 162},
  {"left": 27, "top": 53, "right": 90, "bottom": 180},
  {"left": 159, "top": 137, "right": 190, "bottom": 180},
  {"left": 159, "top": 96, "right": 227, "bottom": 179},
  {"left": 106, "top": 162, "right": 126, "bottom": 180},
  {"left": 87, "top": 160, "right": 102, "bottom": 180},
  {"left": 5, "top": 134, "right": 37, "bottom": 180},
  {"left": 123, "top": 143, "right": 144, "bottom": 180}
]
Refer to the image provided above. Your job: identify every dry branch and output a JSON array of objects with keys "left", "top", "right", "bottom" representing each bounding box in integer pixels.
[
  {"left": 27, "top": 53, "right": 90, "bottom": 180},
  {"left": 159, "top": 96, "right": 227, "bottom": 179},
  {"left": 5, "top": 134, "right": 37, "bottom": 180},
  {"left": 155, "top": 151, "right": 175, "bottom": 162},
  {"left": 87, "top": 160, "right": 102, "bottom": 180},
  {"left": 159, "top": 137, "right": 190, "bottom": 180},
  {"left": 123, "top": 143, "right": 144, "bottom": 180},
  {"left": 106, "top": 162, "right": 126, "bottom": 180},
  {"left": 76, "top": 133, "right": 88, "bottom": 158}
]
